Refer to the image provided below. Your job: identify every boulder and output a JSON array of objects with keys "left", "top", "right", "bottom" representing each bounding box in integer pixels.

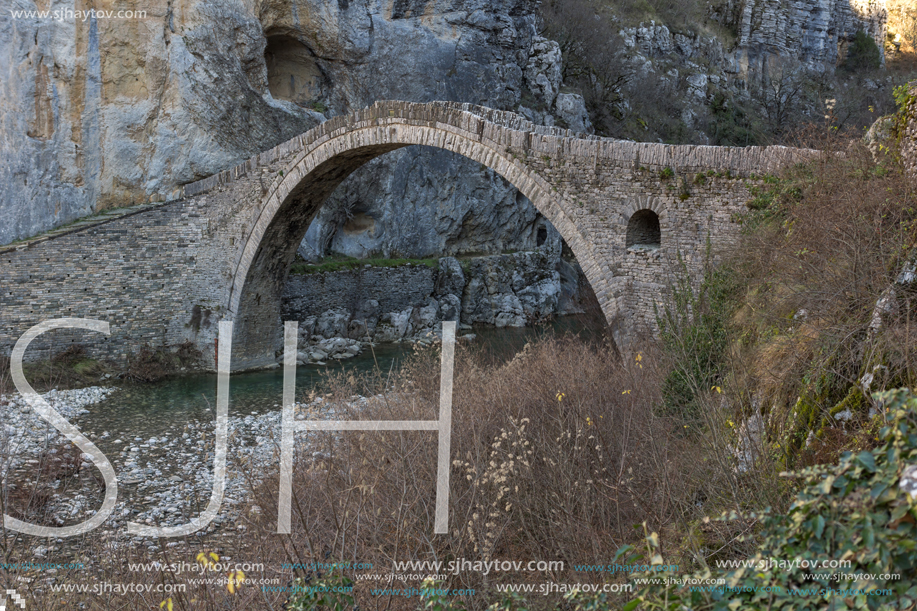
[
  {"left": 315, "top": 309, "right": 350, "bottom": 339},
  {"left": 554, "top": 93, "right": 594, "bottom": 135},
  {"left": 412, "top": 300, "right": 440, "bottom": 332},
  {"left": 375, "top": 309, "right": 414, "bottom": 343},
  {"left": 493, "top": 294, "right": 526, "bottom": 328}
]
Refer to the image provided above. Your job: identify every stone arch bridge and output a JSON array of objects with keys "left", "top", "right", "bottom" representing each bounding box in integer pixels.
[{"left": 0, "top": 101, "right": 813, "bottom": 370}]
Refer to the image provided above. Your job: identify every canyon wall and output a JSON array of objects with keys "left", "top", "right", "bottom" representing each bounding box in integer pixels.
[
  {"left": 2, "top": 0, "right": 896, "bottom": 253},
  {"left": 1, "top": 0, "right": 540, "bottom": 248}
]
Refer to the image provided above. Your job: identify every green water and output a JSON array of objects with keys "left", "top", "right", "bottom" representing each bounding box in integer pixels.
[{"left": 77, "top": 316, "right": 607, "bottom": 442}]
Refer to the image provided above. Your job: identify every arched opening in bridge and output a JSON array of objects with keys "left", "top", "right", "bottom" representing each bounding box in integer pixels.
[
  {"left": 625, "top": 209, "right": 661, "bottom": 250},
  {"left": 228, "top": 114, "right": 613, "bottom": 370},
  {"left": 280, "top": 146, "right": 605, "bottom": 363}
]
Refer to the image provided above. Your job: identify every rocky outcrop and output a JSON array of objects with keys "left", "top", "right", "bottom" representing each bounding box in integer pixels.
[
  {"left": 1, "top": 0, "right": 542, "bottom": 247},
  {"left": 613, "top": 2, "right": 894, "bottom": 145},
  {"left": 710, "top": 0, "right": 887, "bottom": 73},
  {"left": 298, "top": 146, "right": 564, "bottom": 260},
  {"left": 461, "top": 252, "right": 561, "bottom": 327},
  {"left": 282, "top": 251, "right": 588, "bottom": 357},
  {"left": 902, "top": 82, "right": 917, "bottom": 182}
]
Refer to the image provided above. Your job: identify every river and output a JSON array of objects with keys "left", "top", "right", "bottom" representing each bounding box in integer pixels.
[{"left": 77, "top": 315, "right": 608, "bottom": 451}]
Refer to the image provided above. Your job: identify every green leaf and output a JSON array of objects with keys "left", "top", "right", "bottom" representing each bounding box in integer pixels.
[
  {"left": 620, "top": 601, "right": 640, "bottom": 611},
  {"left": 890, "top": 503, "right": 910, "bottom": 522},
  {"left": 613, "top": 545, "right": 634, "bottom": 562},
  {"left": 856, "top": 451, "right": 877, "bottom": 472}
]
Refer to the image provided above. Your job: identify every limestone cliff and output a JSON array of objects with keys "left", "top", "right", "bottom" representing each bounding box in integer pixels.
[
  {"left": 711, "top": 0, "right": 888, "bottom": 73},
  {"left": 1, "top": 0, "right": 538, "bottom": 247}
]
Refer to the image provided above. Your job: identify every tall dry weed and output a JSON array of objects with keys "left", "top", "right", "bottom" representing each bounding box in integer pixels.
[{"left": 245, "top": 335, "right": 736, "bottom": 608}]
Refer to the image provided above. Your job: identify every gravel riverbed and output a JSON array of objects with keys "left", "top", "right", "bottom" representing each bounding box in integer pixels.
[{"left": 0, "top": 386, "right": 381, "bottom": 560}]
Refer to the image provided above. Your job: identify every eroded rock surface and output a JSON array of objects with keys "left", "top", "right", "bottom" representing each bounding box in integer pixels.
[{"left": 2, "top": 0, "right": 540, "bottom": 247}]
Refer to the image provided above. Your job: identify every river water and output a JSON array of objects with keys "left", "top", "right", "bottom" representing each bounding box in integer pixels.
[{"left": 76, "top": 315, "right": 607, "bottom": 449}]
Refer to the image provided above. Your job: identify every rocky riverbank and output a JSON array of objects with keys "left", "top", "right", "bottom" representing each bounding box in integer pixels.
[
  {"left": 282, "top": 252, "right": 593, "bottom": 363},
  {"left": 0, "top": 385, "right": 380, "bottom": 559}
]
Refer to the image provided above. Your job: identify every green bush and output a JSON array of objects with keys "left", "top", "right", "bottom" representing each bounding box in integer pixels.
[
  {"left": 287, "top": 570, "right": 355, "bottom": 611},
  {"left": 842, "top": 30, "right": 882, "bottom": 73},
  {"left": 625, "top": 387, "right": 917, "bottom": 610},
  {"left": 656, "top": 251, "right": 739, "bottom": 417}
]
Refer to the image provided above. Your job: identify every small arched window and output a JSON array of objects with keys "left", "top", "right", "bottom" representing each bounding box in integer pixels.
[{"left": 626, "top": 209, "right": 661, "bottom": 249}]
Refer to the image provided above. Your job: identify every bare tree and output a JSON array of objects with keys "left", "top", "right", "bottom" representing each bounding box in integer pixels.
[
  {"left": 540, "top": 0, "right": 632, "bottom": 132},
  {"left": 749, "top": 57, "right": 819, "bottom": 136}
]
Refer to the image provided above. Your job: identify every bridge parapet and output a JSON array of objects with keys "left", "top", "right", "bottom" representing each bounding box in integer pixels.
[{"left": 182, "top": 100, "right": 817, "bottom": 202}]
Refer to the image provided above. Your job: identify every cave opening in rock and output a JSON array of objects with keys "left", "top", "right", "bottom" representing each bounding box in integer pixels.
[
  {"left": 625, "top": 209, "right": 661, "bottom": 249},
  {"left": 264, "top": 35, "right": 325, "bottom": 107}
]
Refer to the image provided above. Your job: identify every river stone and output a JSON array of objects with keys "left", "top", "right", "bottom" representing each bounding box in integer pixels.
[
  {"left": 375, "top": 309, "right": 414, "bottom": 342},
  {"left": 412, "top": 301, "right": 440, "bottom": 331},
  {"left": 517, "top": 278, "right": 561, "bottom": 320},
  {"left": 316, "top": 309, "right": 350, "bottom": 339}
]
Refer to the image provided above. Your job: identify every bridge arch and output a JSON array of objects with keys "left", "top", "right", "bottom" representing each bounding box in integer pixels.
[{"left": 228, "top": 106, "right": 605, "bottom": 369}]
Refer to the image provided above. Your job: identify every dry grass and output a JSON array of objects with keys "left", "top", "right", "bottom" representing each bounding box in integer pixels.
[
  {"left": 727, "top": 135, "right": 917, "bottom": 464},
  {"left": 232, "top": 333, "right": 768, "bottom": 610}
]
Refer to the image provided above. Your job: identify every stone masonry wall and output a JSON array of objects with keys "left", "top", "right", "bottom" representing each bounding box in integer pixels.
[{"left": 282, "top": 266, "right": 437, "bottom": 321}]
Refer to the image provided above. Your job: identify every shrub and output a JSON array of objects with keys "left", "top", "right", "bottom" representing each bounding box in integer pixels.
[
  {"left": 656, "top": 251, "right": 739, "bottom": 418},
  {"left": 842, "top": 30, "right": 883, "bottom": 73},
  {"left": 626, "top": 387, "right": 917, "bottom": 610},
  {"left": 248, "top": 335, "right": 714, "bottom": 609}
]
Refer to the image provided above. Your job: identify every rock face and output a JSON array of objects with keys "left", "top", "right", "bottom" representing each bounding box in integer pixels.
[
  {"left": 1, "top": 0, "right": 540, "bottom": 247},
  {"left": 281, "top": 251, "right": 590, "bottom": 349},
  {"left": 711, "top": 0, "right": 887, "bottom": 72},
  {"left": 1, "top": 0, "right": 324, "bottom": 245},
  {"left": 902, "top": 82, "right": 917, "bottom": 183},
  {"left": 298, "top": 146, "right": 564, "bottom": 260}
]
